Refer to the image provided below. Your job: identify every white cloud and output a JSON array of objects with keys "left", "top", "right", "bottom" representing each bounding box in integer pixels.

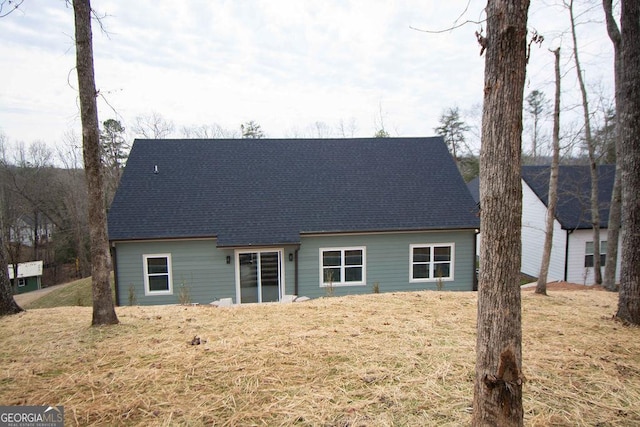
[{"left": 0, "top": 0, "right": 613, "bottom": 147}]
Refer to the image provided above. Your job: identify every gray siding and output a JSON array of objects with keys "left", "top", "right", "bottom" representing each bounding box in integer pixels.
[
  {"left": 114, "top": 239, "right": 232, "bottom": 306},
  {"left": 113, "top": 230, "right": 476, "bottom": 306},
  {"left": 296, "top": 230, "right": 476, "bottom": 299},
  {"left": 114, "top": 239, "right": 299, "bottom": 306}
]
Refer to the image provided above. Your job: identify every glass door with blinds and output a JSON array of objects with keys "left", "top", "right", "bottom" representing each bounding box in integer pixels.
[{"left": 236, "top": 250, "right": 282, "bottom": 303}]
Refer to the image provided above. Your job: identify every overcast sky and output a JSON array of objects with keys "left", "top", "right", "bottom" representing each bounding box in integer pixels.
[{"left": 1, "top": 0, "right": 614, "bottom": 151}]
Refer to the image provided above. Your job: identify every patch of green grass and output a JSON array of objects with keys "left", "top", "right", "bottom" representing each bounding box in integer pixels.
[{"left": 25, "top": 274, "right": 116, "bottom": 309}]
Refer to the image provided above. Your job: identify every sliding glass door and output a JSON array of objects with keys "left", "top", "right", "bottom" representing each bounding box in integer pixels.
[{"left": 237, "top": 250, "right": 282, "bottom": 303}]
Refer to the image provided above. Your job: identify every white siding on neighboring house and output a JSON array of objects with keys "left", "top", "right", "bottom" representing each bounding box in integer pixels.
[
  {"left": 472, "top": 177, "right": 622, "bottom": 286},
  {"left": 566, "top": 228, "right": 622, "bottom": 284},
  {"left": 521, "top": 181, "right": 567, "bottom": 281}
]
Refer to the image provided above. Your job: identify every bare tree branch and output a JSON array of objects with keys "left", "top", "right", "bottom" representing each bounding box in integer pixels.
[
  {"left": 603, "top": 0, "right": 621, "bottom": 46},
  {"left": 410, "top": 18, "right": 486, "bottom": 34},
  {"left": 0, "top": 0, "right": 24, "bottom": 18},
  {"left": 410, "top": 2, "right": 487, "bottom": 34}
]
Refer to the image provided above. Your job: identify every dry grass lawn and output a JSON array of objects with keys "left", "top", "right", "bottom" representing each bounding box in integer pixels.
[{"left": 1, "top": 287, "right": 639, "bottom": 426}]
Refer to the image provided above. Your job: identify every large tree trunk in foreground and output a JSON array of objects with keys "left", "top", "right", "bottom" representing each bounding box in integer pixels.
[
  {"left": 73, "top": 0, "right": 118, "bottom": 326},
  {"left": 616, "top": 0, "right": 640, "bottom": 325},
  {"left": 0, "top": 234, "right": 23, "bottom": 316},
  {"left": 473, "top": 1, "right": 529, "bottom": 425},
  {"left": 536, "top": 48, "right": 561, "bottom": 295}
]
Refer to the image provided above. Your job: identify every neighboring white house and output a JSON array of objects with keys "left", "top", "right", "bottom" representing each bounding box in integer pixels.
[
  {"left": 520, "top": 179, "right": 567, "bottom": 281},
  {"left": 8, "top": 213, "right": 54, "bottom": 247},
  {"left": 469, "top": 164, "right": 619, "bottom": 285}
]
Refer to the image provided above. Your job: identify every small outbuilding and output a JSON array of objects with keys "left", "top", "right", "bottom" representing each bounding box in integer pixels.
[{"left": 8, "top": 260, "right": 44, "bottom": 294}]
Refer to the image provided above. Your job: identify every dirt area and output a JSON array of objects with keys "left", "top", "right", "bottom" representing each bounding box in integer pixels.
[{"left": 522, "top": 281, "right": 607, "bottom": 291}]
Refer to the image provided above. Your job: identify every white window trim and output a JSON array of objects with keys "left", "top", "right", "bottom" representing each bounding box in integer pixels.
[
  {"left": 17, "top": 278, "right": 26, "bottom": 287},
  {"left": 319, "top": 246, "right": 366, "bottom": 287},
  {"left": 143, "top": 253, "right": 173, "bottom": 296},
  {"left": 409, "top": 243, "right": 455, "bottom": 283}
]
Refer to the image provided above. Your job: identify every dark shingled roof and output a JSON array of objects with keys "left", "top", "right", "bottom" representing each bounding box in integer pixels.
[
  {"left": 466, "top": 176, "right": 480, "bottom": 204},
  {"left": 521, "top": 164, "right": 615, "bottom": 230},
  {"left": 107, "top": 138, "right": 480, "bottom": 246},
  {"left": 466, "top": 165, "right": 615, "bottom": 230}
]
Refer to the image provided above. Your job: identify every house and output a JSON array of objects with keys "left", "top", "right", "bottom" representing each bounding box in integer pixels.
[
  {"left": 8, "top": 260, "right": 44, "bottom": 294},
  {"left": 107, "top": 138, "right": 480, "bottom": 306},
  {"left": 9, "top": 213, "right": 54, "bottom": 247},
  {"left": 468, "top": 164, "right": 619, "bottom": 284}
]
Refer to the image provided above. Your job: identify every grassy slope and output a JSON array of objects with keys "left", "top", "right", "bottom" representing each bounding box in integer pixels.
[
  {"left": 25, "top": 275, "right": 116, "bottom": 309},
  {"left": 0, "top": 289, "right": 638, "bottom": 426}
]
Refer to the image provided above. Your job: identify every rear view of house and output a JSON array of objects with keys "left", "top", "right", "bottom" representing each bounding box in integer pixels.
[{"left": 107, "top": 137, "right": 480, "bottom": 306}]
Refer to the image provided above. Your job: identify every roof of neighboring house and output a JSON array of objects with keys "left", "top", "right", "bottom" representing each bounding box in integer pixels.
[
  {"left": 467, "top": 165, "right": 616, "bottom": 230},
  {"left": 466, "top": 176, "right": 480, "bottom": 204},
  {"left": 107, "top": 138, "right": 480, "bottom": 246},
  {"left": 522, "top": 164, "right": 615, "bottom": 230}
]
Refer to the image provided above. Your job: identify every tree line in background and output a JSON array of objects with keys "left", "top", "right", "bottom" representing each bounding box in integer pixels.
[
  {"left": 1, "top": 135, "right": 90, "bottom": 285},
  {"left": 102, "top": 112, "right": 387, "bottom": 140},
  {"left": 435, "top": 88, "right": 618, "bottom": 183}
]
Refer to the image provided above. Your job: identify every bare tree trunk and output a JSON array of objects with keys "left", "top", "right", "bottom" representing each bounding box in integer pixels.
[
  {"left": 73, "top": 0, "right": 118, "bottom": 325},
  {"left": 472, "top": 1, "right": 529, "bottom": 425},
  {"left": 0, "top": 177, "right": 23, "bottom": 315},
  {"left": 536, "top": 48, "right": 562, "bottom": 295},
  {"left": 603, "top": 0, "right": 622, "bottom": 292},
  {"left": 0, "top": 234, "right": 23, "bottom": 315},
  {"left": 616, "top": 0, "right": 640, "bottom": 324},
  {"left": 569, "top": 0, "right": 602, "bottom": 284}
]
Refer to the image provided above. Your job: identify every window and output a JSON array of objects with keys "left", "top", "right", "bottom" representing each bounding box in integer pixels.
[
  {"left": 585, "top": 241, "right": 607, "bottom": 268},
  {"left": 18, "top": 278, "right": 26, "bottom": 288},
  {"left": 320, "top": 247, "right": 366, "bottom": 286},
  {"left": 410, "top": 243, "right": 454, "bottom": 282},
  {"left": 143, "top": 254, "right": 173, "bottom": 295}
]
